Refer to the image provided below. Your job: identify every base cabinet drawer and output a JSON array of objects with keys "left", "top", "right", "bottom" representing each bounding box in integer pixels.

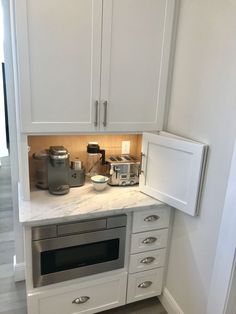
[
  {"left": 37, "top": 273, "right": 127, "bottom": 314},
  {"left": 130, "top": 229, "right": 168, "bottom": 254},
  {"left": 127, "top": 268, "right": 164, "bottom": 304},
  {"left": 129, "top": 249, "right": 166, "bottom": 273},
  {"left": 132, "top": 207, "right": 171, "bottom": 233}
]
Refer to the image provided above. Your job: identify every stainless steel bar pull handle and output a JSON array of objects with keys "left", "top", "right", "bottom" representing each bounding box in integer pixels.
[
  {"left": 138, "top": 281, "right": 153, "bottom": 289},
  {"left": 103, "top": 101, "right": 108, "bottom": 127},
  {"left": 140, "top": 152, "right": 145, "bottom": 174},
  {"left": 94, "top": 100, "right": 99, "bottom": 127},
  {"left": 144, "top": 215, "right": 160, "bottom": 222},
  {"left": 72, "top": 296, "right": 90, "bottom": 304},
  {"left": 142, "top": 237, "right": 157, "bottom": 244},
  {"left": 140, "top": 256, "right": 155, "bottom": 264}
]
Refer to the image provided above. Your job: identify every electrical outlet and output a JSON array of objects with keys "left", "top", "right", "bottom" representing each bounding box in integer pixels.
[{"left": 122, "top": 141, "right": 130, "bottom": 154}]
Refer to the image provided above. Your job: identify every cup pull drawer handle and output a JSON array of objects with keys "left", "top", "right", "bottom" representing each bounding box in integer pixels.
[
  {"left": 140, "top": 256, "right": 156, "bottom": 264},
  {"left": 144, "top": 215, "right": 160, "bottom": 222},
  {"left": 138, "top": 281, "right": 153, "bottom": 289},
  {"left": 142, "top": 237, "right": 157, "bottom": 244},
  {"left": 72, "top": 296, "right": 90, "bottom": 304}
]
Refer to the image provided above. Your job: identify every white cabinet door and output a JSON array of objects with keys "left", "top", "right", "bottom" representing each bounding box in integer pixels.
[
  {"left": 15, "top": 0, "right": 102, "bottom": 133},
  {"left": 100, "top": 0, "right": 177, "bottom": 132},
  {"left": 140, "top": 132, "right": 208, "bottom": 216}
]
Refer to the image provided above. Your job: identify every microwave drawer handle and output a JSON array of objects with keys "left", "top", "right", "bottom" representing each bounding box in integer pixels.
[
  {"left": 72, "top": 296, "right": 90, "bottom": 304},
  {"left": 142, "top": 237, "right": 157, "bottom": 244},
  {"left": 144, "top": 215, "right": 160, "bottom": 222},
  {"left": 140, "top": 256, "right": 156, "bottom": 264},
  {"left": 138, "top": 281, "right": 153, "bottom": 289}
]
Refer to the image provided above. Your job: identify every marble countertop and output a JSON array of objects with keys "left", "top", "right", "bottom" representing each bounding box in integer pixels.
[{"left": 19, "top": 183, "right": 164, "bottom": 226}]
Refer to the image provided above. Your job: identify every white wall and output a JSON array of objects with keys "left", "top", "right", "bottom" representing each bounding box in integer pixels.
[
  {"left": 206, "top": 140, "right": 236, "bottom": 314},
  {"left": 165, "top": 0, "right": 236, "bottom": 313}
]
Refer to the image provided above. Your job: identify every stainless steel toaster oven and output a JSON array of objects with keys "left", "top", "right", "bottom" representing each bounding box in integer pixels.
[{"left": 107, "top": 155, "right": 140, "bottom": 186}]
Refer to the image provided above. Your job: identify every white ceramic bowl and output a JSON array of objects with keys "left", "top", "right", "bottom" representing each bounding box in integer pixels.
[{"left": 91, "top": 175, "right": 109, "bottom": 191}]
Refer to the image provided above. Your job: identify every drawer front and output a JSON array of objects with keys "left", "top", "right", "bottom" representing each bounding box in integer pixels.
[
  {"left": 127, "top": 268, "right": 164, "bottom": 303},
  {"left": 129, "top": 248, "right": 166, "bottom": 274},
  {"left": 39, "top": 273, "right": 127, "bottom": 314},
  {"left": 132, "top": 207, "right": 171, "bottom": 233},
  {"left": 130, "top": 229, "right": 168, "bottom": 254}
]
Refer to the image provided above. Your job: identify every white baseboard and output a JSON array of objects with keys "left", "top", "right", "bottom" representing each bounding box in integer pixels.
[
  {"left": 159, "top": 287, "right": 184, "bottom": 314},
  {"left": 13, "top": 255, "right": 25, "bottom": 282}
]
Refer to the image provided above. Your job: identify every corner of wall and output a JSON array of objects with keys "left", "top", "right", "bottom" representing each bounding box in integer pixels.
[{"left": 159, "top": 287, "right": 184, "bottom": 314}]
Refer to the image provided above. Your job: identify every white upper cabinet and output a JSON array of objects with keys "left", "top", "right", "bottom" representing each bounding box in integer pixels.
[
  {"left": 100, "top": 0, "right": 176, "bottom": 132},
  {"left": 15, "top": 0, "right": 102, "bottom": 133},
  {"left": 14, "top": 0, "right": 177, "bottom": 133},
  {"left": 140, "top": 132, "right": 208, "bottom": 216}
]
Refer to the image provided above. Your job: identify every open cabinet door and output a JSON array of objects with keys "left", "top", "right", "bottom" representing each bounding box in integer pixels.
[{"left": 140, "top": 132, "right": 208, "bottom": 216}]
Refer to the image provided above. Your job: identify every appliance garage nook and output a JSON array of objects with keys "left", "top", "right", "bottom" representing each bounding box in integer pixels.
[
  {"left": 19, "top": 131, "right": 207, "bottom": 314},
  {"left": 12, "top": 1, "right": 209, "bottom": 314}
]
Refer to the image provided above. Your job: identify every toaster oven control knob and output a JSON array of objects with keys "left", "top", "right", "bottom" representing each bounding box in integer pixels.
[
  {"left": 72, "top": 296, "right": 90, "bottom": 304},
  {"left": 121, "top": 181, "right": 126, "bottom": 186},
  {"left": 130, "top": 180, "right": 135, "bottom": 185}
]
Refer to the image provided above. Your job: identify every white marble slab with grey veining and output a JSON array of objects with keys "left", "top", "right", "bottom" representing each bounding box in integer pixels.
[{"left": 19, "top": 183, "right": 165, "bottom": 226}]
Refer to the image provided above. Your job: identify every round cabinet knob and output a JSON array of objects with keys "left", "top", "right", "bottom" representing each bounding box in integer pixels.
[
  {"left": 142, "top": 237, "right": 157, "bottom": 244},
  {"left": 130, "top": 180, "right": 135, "bottom": 185},
  {"left": 72, "top": 296, "right": 90, "bottom": 304},
  {"left": 138, "top": 281, "right": 153, "bottom": 289}
]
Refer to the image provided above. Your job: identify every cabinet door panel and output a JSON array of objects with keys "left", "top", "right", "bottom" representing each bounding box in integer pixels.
[
  {"left": 16, "top": 0, "right": 102, "bottom": 132},
  {"left": 140, "top": 132, "right": 208, "bottom": 216},
  {"left": 101, "top": 0, "right": 177, "bottom": 131}
]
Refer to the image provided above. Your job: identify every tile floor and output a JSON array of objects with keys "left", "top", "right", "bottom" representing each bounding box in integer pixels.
[{"left": 0, "top": 156, "right": 167, "bottom": 314}]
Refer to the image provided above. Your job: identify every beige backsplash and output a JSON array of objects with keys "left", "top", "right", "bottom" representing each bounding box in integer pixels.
[{"left": 28, "top": 134, "right": 142, "bottom": 184}]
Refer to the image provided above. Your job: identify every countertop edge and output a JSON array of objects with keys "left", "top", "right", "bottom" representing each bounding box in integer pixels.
[{"left": 20, "top": 202, "right": 169, "bottom": 226}]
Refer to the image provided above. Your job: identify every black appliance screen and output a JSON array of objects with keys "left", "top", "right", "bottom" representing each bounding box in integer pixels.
[{"left": 41, "top": 239, "right": 119, "bottom": 275}]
